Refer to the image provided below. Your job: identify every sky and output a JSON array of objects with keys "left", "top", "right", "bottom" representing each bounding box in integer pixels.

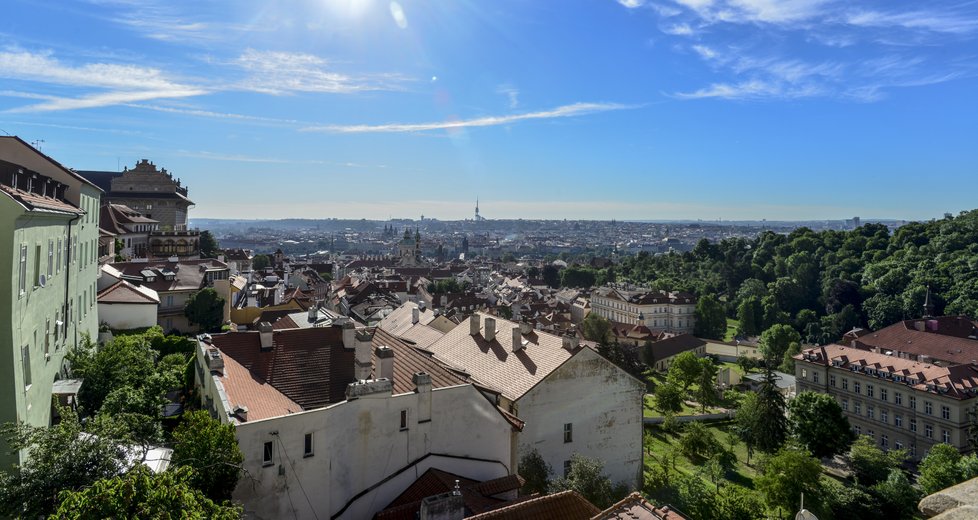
[{"left": 2, "top": 0, "right": 977, "bottom": 222}]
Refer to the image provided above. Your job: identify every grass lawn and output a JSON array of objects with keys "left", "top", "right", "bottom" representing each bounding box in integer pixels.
[
  {"left": 644, "top": 394, "right": 726, "bottom": 418},
  {"left": 644, "top": 420, "right": 762, "bottom": 490},
  {"left": 723, "top": 318, "right": 739, "bottom": 342}
]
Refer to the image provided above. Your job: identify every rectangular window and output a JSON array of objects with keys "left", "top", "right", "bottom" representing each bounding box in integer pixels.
[
  {"left": 813, "top": 372, "right": 819, "bottom": 384},
  {"left": 895, "top": 441, "right": 903, "bottom": 451},
  {"left": 925, "top": 424, "right": 933, "bottom": 439},
  {"left": 33, "top": 245, "right": 41, "bottom": 287},
  {"left": 867, "top": 405, "right": 874, "bottom": 419},
  {"left": 57, "top": 238, "right": 62, "bottom": 273},
  {"left": 881, "top": 435, "right": 888, "bottom": 449},
  {"left": 304, "top": 433, "right": 314, "bottom": 457},
  {"left": 910, "top": 418, "right": 917, "bottom": 432},
  {"left": 400, "top": 409, "right": 408, "bottom": 430},
  {"left": 942, "top": 406, "right": 950, "bottom": 420},
  {"left": 854, "top": 401, "right": 862, "bottom": 415},
  {"left": 881, "top": 409, "right": 888, "bottom": 423},
  {"left": 842, "top": 399, "right": 848, "bottom": 412},
  {"left": 47, "top": 239, "right": 54, "bottom": 277},
  {"left": 564, "top": 423, "right": 573, "bottom": 443},
  {"left": 21, "top": 345, "right": 31, "bottom": 389},
  {"left": 925, "top": 401, "right": 933, "bottom": 415},
  {"left": 880, "top": 388, "right": 888, "bottom": 402},
  {"left": 563, "top": 460, "right": 572, "bottom": 478},
  {"left": 910, "top": 396, "right": 916, "bottom": 410},
  {"left": 830, "top": 375, "right": 836, "bottom": 387},
  {"left": 854, "top": 381, "right": 861, "bottom": 394},
  {"left": 868, "top": 430, "right": 875, "bottom": 440},
  {"left": 44, "top": 319, "right": 50, "bottom": 357},
  {"left": 854, "top": 425, "right": 862, "bottom": 435},
  {"left": 895, "top": 415, "right": 903, "bottom": 428},
  {"left": 801, "top": 368, "right": 808, "bottom": 379},
  {"left": 867, "top": 384, "right": 874, "bottom": 398},
  {"left": 19, "top": 245, "right": 28, "bottom": 295},
  {"left": 895, "top": 392, "right": 902, "bottom": 405},
  {"left": 262, "top": 441, "right": 273, "bottom": 466},
  {"left": 943, "top": 430, "right": 950, "bottom": 444},
  {"left": 910, "top": 444, "right": 917, "bottom": 457},
  {"left": 842, "top": 378, "right": 849, "bottom": 391}
]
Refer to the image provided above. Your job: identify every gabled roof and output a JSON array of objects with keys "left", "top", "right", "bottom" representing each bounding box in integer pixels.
[
  {"left": 466, "top": 490, "right": 601, "bottom": 520},
  {"left": 646, "top": 334, "right": 706, "bottom": 363},
  {"left": 593, "top": 492, "right": 688, "bottom": 520},
  {"left": 207, "top": 327, "right": 354, "bottom": 410},
  {"left": 97, "top": 280, "right": 160, "bottom": 304},
  {"left": 371, "top": 328, "right": 469, "bottom": 394},
  {"left": 213, "top": 347, "right": 301, "bottom": 422},
  {"left": 423, "top": 313, "right": 586, "bottom": 401},
  {"left": 0, "top": 159, "right": 84, "bottom": 215},
  {"left": 375, "top": 468, "right": 525, "bottom": 520},
  {"left": 0, "top": 135, "right": 102, "bottom": 191},
  {"left": 378, "top": 301, "right": 437, "bottom": 336},
  {"left": 853, "top": 316, "right": 978, "bottom": 366}
]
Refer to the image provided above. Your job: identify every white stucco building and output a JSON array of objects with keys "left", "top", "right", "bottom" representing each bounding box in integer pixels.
[
  {"left": 590, "top": 286, "right": 696, "bottom": 334},
  {"left": 96, "top": 280, "right": 159, "bottom": 330}
]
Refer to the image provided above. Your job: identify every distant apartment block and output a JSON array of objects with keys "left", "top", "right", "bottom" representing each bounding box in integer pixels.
[
  {"left": 0, "top": 137, "right": 102, "bottom": 469},
  {"left": 590, "top": 286, "right": 696, "bottom": 334}
]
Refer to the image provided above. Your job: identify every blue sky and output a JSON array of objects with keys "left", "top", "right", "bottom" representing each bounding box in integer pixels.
[{"left": 2, "top": 0, "right": 977, "bottom": 221}]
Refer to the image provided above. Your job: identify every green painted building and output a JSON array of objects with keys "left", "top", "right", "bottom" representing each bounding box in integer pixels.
[{"left": 0, "top": 137, "right": 101, "bottom": 472}]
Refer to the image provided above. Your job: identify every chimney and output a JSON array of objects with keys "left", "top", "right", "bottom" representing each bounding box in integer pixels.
[
  {"left": 512, "top": 327, "right": 524, "bottom": 352},
  {"left": 469, "top": 314, "right": 480, "bottom": 336},
  {"left": 414, "top": 372, "right": 432, "bottom": 423},
  {"left": 419, "top": 491, "right": 464, "bottom": 520},
  {"left": 412, "top": 306, "right": 420, "bottom": 324},
  {"left": 258, "top": 322, "right": 273, "bottom": 350},
  {"left": 308, "top": 305, "right": 318, "bottom": 323},
  {"left": 376, "top": 346, "right": 395, "bottom": 382},
  {"left": 341, "top": 319, "right": 356, "bottom": 350},
  {"left": 915, "top": 320, "right": 925, "bottom": 331},
  {"left": 519, "top": 320, "right": 532, "bottom": 335},
  {"left": 233, "top": 405, "right": 248, "bottom": 422},
  {"left": 562, "top": 334, "right": 576, "bottom": 350},
  {"left": 484, "top": 317, "right": 496, "bottom": 342}
]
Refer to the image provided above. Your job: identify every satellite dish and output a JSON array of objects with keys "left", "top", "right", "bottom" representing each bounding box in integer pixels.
[
  {"left": 795, "top": 510, "right": 818, "bottom": 520},
  {"left": 38, "top": 274, "right": 47, "bottom": 288}
]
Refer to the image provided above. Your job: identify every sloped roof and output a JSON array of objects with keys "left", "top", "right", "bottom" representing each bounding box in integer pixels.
[
  {"left": 593, "top": 492, "right": 688, "bottom": 520},
  {"left": 97, "top": 280, "right": 160, "bottom": 304},
  {"left": 110, "top": 259, "right": 228, "bottom": 293},
  {"left": 375, "top": 468, "right": 525, "bottom": 520},
  {"left": 423, "top": 313, "right": 585, "bottom": 401},
  {"left": 853, "top": 316, "right": 978, "bottom": 366},
  {"left": 215, "top": 348, "right": 301, "bottom": 422},
  {"left": 208, "top": 327, "right": 354, "bottom": 410},
  {"left": 371, "top": 328, "right": 469, "bottom": 394},
  {"left": 647, "top": 334, "right": 706, "bottom": 363},
  {"left": 378, "top": 301, "right": 437, "bottom": 336},
  {"left": 466, "top": 490, "right": 600, "bottom": 520}
]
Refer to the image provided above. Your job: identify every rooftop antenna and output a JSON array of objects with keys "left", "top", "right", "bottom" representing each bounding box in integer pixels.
[{"left": 31, "top": 139, "right": 45, "bottom": 151}]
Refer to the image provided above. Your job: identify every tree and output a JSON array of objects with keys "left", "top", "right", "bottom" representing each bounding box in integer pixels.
[
  {"left": 779, "top": 341, "right": 802, "bottom": 373},
  {"left": 172, "top": 411, "right": 243, "bottom": 501},
  {"left": 580, "top": 313, "right": 612, "bottom": 344},
  {"left": 560, "top": 266, "right": 597, "bottom": 288},
  {"left": 51, "top": 466, "right": 241, "bottom": 519},
  {"left": 542, "top": 264, "right": 561, "bottom": 288},
  {"left": 736, "top": 355, "right": 757, "bottom": 374},
  {"left": 822, "top": 476, "right": 881, "bottom": 520},
  {"left": 68, "top": 333, "right": 159, "bottom": 415},
  {"left": 694, "top": 294, "right": 727, "bottom": 340},
  {"left": 918, "top": 443, "right": 963, "bottom": 494},
  {"left": 758, "top": 324, "right": 800, "bottom": 365},
  {"left": 788, "top": 392, "right": 854, "bottom": 458},
  {"left": 674, "top": 473, "right": 718, "bottom": 519},
  {"left": 518, "top": 449, "right": 552, "bottom": 495},
  {"left": 548, "top": 454, "right": 628, "bottom": 509},
  {"left": 667, "top": 351, "right": 702, "bottom": 393},
  {"left": 654, "top": 382, "right": 683, "bottom": 414},
  {"left": 717, "top": 484, "right": 764, "bottom": 520},
  {"left": 184, "top": 287, "right": 225, "bottom": 333},
  {"left": 873, "top": 469, "right": 922, "bottom": 519},
  {"left": 694, "top": 357, "right": 718, "bottom": 412},
  {"left": 199, "top": 230, "right": 220, "bottom": 258},
  {"left": 756, "top": 447, "right": 822, "bottom": 516},
  {"left": 678, "top": 422, "right": 718, "bottom": 462},
  {"left": 252, "top": 254, "right": 271, "bottom": 271},
  {"left": 0, "top": 408, "right": 126, "bottom": 518},
  {"left": 736, "top": 368, "right": 787, "bottom": 454},
  {"left": 847, "top": 435, "right": 906, "bottom": 486},
  {"left": 736, "top": 297, "right": 763, "bottom": 337}
]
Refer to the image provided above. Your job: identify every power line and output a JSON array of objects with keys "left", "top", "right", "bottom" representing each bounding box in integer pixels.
[{"left": 277, "top": 435, "right": 321, "bottom": 520}]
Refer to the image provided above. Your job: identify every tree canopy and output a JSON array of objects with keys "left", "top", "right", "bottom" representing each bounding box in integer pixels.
[
  {"left": 580, "top": 313, "right": 613, "bottom": 344},
  {"left": 694, "top": 294, "right": 727, "bottom": 340},
  {"left": 184, "top": 287, "right": 226, "bottom": 333},
  {"left": 172, "top": 411, "right": 243, "bottom": 501},
  {"left": 548, "top": 454, "right": 628, "bottom": 509},
  {"left": 788, "top": 391, "right": 854, "bottom": 458},
  {"left": 756, "top": 447, "right": 823, "bottom": 515}
]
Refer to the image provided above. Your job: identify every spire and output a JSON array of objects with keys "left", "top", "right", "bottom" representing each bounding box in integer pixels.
[
  {"left": 475, "top": 198, "right": 480, "bottom": 220},
  {"left": 923, "top": 286, "right": 935, "bottom": 317}
]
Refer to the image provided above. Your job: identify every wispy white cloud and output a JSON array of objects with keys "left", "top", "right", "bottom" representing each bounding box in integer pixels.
[
  {"left": 126, "top": 103, "right": 307, "bottom": 125},
  {"left": 617, "top": 0, "right": 646, "bottom": 8},
  {"left": 301, "top": 102, "right": 635, "bottom": 133},
  {"left": 0, "top": 50, "right": 206, "bottom": 112},
  {"left": 844, "top": 9, "right": 978, "bottom": 35},
  {"left": 496, "top": 84, "right": 520, "bottom": 108},
  {"left": 692, "top": 44, "right": 718, "bottom": 59},
  {"left": 233, "top": 49, "right": 411, "bottom": 95},
  {"left": 663, "top": 23, "right": 695, "bottom": 35}
]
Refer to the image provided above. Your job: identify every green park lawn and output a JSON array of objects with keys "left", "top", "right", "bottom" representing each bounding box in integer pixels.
[
  {"left": 643, "top": 420, "right": 762, "bottom": 490},
  {"left": 723, "top": 318, "right": 739, "bottom": 342}
]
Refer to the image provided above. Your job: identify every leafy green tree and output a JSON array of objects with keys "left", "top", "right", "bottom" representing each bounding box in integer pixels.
[
  {"left": 694, "top": 294, "right": 727, "bottom": 340},
  {"left": 918, "top": 443, "right": 964, "bottom": 494},
  {"left": 788, "top": 392, "right": 854, "bottom": 458},
  {"left": 184, "top": 287, "right": 226, "bottom": 332},
  {"left": 779, "top": 341, "right": 802, "bottom": 373},
  {"left": 717, "top": 484, "right": 764, "bottom": 520},
  {"left": 172, "top": 411, "right": 243, "bottom": 501},
  {"left": 548, "top": 454, "right": 628, "bottom": 509},
  {"left": 847, "top": 435, "right": 906, "bottom": 486},
  {"left": 694, "top": 357, "right": 718, "bottom": 412},
  {"left": 735, "top": 355, "right": 756, "bottom": 374},
  {"left": 199, "top": 230, "right": 220, "bottom": 258},
  {"left": 667, "top": 351, "right": 703, "bottom": 393},
  {"left": 252, "top": 254, "right": 271, "bottom": 271},
  {"left": 678, "top": 422, "right": 718, "bottom": 462},
  {"left": 821, "top": 476, "right": 881, "bottom": 520},
  {"left": 542, "top": 264, "right": 561, "bottom": 288},
  {"left": 735, "top": 297, "right": 764, "bottom": 337},
  {"left": 674, "top": 473, "right": 718, "bottom": 519},
  {"left": 758, "top": 324, "right": 800, "bottom": 365},
  {"left": 560, "top": 266, "right": 597, "bottom": 288},
  {"left": 580, "top": 313, "right": 613, "bottom": 344},
  {"left": 654, "top": 382, "right": 683, "bottom": 414},
  {"left": 873, "top": 469, "right": 921, "bottom": 519},
  {"left": 756, "top": 447, "right": 822, "bottom": 516},
  {"left": 0, "top": 408, "right": 126, "bottom": 518},
  {"left": 68, "top": 333, "right": 159, "bottom": 415},
  {"left": 51, "top": 466, "right": 241, "bottom": 519},
  {"left": 518, "top": 449, "right": 551, "bottom": 495}
]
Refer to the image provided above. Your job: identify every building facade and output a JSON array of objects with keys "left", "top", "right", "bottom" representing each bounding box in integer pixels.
[
  {"left": 795, "top": 344, "right": 978, "bottom": 460},
  {"left": 590, "top": 286, "right": 696, "bottom": 334},
  {"left": 0, "top": 137, "right": 101, "bottom": 470}
]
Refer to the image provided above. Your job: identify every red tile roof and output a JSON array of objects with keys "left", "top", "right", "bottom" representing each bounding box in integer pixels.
[
  {"left": 371, "top": 328, "right": 469, "bottom": 394},
  {"left": 593, "top": 492, "right": 688, "bottom": 520},
  {"left": 852, "top": 316, "right": 978, "bottom": 366},
  {"left": 208, "top": 327, "right": 354, "bottom": 410},
  {"left": 375, "top": 469, "right": 525, "bottom": 520},
  {"left": 216, "top": 349, "right": 301, "bottom": 422},
  {"left": 97, "top": 280, "right": 159, "bottom": 304},
  {"left": 466, "top": 490, "right": 601, "bottom": 520}
]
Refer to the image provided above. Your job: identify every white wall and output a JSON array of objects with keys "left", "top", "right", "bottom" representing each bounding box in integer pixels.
[
  {"left": 517, "top": 347, "right": 645, "bottom": 489},
  {"left": 97, "top": 302, "right": 158, "bottom": 330},
  {"left": 232, "top": 384, "right": 515, "bottom": 520}
]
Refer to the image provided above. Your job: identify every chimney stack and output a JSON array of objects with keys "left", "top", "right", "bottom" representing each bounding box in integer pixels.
[
  {"left": 258, "top": 322, "right": 273, "bottom": 350},
  {"left": 484, "top": 317, "right": 496, "bottom": 342},
  {"left": 414, "top": 372, "right": 432, "bottom": 423},
  {"left": 469, "top": 314, "right": 480, "bottom": 336},
  {"left": 512, "top": 326, "right": 524, "bottom": 352},
  {"left": 233, "top": 405, "right": 248, "bottom": 422},
  {"left": 340, "top": 319, "right": 356, "bottom": 350},
  {"left": 519, "top": 320, "right": 532, "bottom": 335},
  {"left": 308, "top": 305, "right": 318, "bottom": 323},
  {"left": 412, "top": 306, "right": 420, "bottom": 324},
  {"left": 562, "top": 334, "right": 576, "bottom": 350},
  {"left": 376, "top": 346, "right": 395, "bottom": 382},
  {"left": 419, "top": 491, "right": 464, "bottom": 520}
]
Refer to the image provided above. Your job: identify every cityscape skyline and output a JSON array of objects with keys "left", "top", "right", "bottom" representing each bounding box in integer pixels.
[{"left": 3, "top": 0, "right": 978, "bottom": 221}]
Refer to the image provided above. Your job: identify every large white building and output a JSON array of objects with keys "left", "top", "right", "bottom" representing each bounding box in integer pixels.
[{"left": 590, "top": 286, "right": 696, "bottom": 334}]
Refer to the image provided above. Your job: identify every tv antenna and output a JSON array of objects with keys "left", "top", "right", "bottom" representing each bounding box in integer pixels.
[{"left": 31, "top": 139, "right": 45, "bottom": 151}]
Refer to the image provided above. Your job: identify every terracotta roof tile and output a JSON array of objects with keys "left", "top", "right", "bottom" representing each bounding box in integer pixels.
[
  {"left": 593, "top": 492, "right": 688, "bottom": 520},
  {"left": 97, "top": 280, "right": 160, "bottom": 304},
  {"left": 467, "top": 490, "right": 600, "bottom": 520},
  {"left": 375, "top": 469, "right": 525, "bottom": 520},
  {"left": 209, "top": 327, "right": 354, "bottom": 410},
  {"left": 216, "top": 350, "right": 301, "bottom": 422},
  {"left": 371, "top": 328, "right": 469, "bottom": 394}
]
